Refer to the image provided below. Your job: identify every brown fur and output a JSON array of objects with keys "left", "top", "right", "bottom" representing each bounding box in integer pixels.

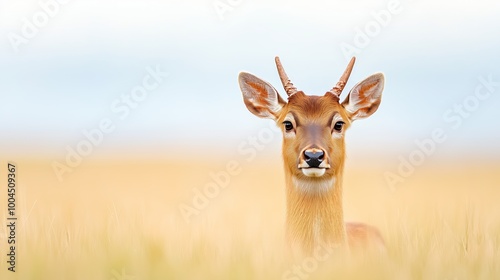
[
  {"left": 238, "top": 59, "right": 385, "bottom": 255},
  {"left": 280, "top": 93, "right": 384, "bottom": 254}
]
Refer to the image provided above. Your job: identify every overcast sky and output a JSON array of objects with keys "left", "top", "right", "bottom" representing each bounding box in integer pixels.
[{"left": 1, "top": 0, "right": 499, "bottom": 160}]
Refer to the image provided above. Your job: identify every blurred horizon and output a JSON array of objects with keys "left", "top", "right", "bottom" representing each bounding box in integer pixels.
[{"left": 1, "top": 0, "right": 500, "bottom": 160}]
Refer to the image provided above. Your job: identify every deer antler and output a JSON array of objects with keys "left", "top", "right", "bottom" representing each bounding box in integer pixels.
[
  {"left": 275, "top": 56, "right": 298, "bottom": 97},
  {"left": 328, "top": 57, "right": 356, "bottom": 97}
]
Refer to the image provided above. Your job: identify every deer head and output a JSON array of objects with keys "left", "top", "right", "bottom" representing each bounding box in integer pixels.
[{"left": 239, "top": 57, "right": 383, "bottom": 192}]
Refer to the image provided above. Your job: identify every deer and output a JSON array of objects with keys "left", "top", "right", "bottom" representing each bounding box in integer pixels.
[{"left": 238, "top": 57, "right": 385, "bottom": 255}]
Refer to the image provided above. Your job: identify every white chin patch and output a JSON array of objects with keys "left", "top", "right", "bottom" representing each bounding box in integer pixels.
[
  {"left": 292, "top": 176, "right": 335, "bottom": 194},
  {"left": 301, "top": 168, "right": 326, "bottom": 177}
]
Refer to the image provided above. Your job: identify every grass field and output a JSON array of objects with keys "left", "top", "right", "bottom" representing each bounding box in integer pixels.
[{"left": 1, "top": 156, "right": 499, "bottom": 279}]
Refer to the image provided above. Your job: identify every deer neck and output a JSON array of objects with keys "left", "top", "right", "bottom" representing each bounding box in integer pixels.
[{"left": 284, "top": 167, "right": 346, "bottom": 253}]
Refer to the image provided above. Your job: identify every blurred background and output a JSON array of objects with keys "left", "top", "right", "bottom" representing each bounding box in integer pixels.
[
  {"left": 1, "top": 0, "right": 499, "bottom": 162},
  {"left": 0, "top": 0, "right": 500, "bottom": 278}
]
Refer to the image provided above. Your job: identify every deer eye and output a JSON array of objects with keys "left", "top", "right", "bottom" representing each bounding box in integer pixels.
[
  {"left": 333, "top": 121, "right": 344, "bottom": 132},
  {"left": 283, "top": 121, "right": 294, "bottom": 131}
]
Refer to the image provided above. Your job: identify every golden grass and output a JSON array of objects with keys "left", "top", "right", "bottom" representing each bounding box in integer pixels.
[{"left": 1, "top": 157, "right": 499, "bottom": 279}]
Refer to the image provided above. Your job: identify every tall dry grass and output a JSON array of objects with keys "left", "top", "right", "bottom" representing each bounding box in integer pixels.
[{"left": 1, "top": 157, "right": 499, "bottom": 279}]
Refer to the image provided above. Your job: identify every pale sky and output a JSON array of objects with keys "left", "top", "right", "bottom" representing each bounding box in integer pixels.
[{"left": 1, "top": 0, "right": 499, "bottom": 159}]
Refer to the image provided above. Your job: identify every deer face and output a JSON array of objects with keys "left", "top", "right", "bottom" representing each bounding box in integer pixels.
[
  {"left": 238, "top": 57, "right": 384, "bottom": 188},
  {"left": 277, "top": 91, "right": 350, "bottom": 179}
]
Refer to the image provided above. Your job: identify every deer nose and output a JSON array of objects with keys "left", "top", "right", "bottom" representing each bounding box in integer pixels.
[{"left": 303, "top": 149, "right": 324, "bottom": 168}]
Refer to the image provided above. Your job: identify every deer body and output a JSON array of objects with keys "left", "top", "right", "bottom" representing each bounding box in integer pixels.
[{"left": 238, "top": 57, "right": 385, "bottom": 254}]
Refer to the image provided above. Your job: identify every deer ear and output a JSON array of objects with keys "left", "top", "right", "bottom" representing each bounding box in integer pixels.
[
  {"left": 342, "top": 73, "right": 384, "bottom": 121},
  {"left": 238, "top": 72, "right": 286, "bottom": 120}
]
